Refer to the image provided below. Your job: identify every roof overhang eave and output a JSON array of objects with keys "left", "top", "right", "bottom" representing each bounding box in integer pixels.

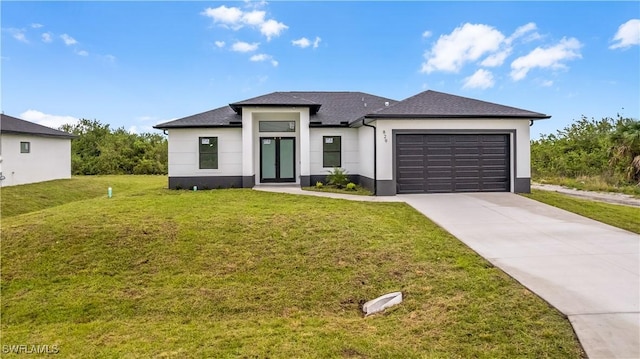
[
  {"left": 153, "top": 124, "right": 242, "bottom": 130},
  {"left": 229, "top": 103, "right": 322, "bottom": 115},
  {"left": 364, "top": 114, "right": 551, "bottom": 120},
  {"left": 0, "top": 130, "right": 76, "bottom": 139}
]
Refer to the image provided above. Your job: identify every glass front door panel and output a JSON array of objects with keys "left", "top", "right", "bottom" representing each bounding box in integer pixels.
[
  {"left": 260, "top": 137, "right": 295, "bottom": 183},
  {"left": 261, "top": 138, "right": 276, "bottom": 179},
  {"left": 279, "top": 138, "right": 295, "bottom": 180}
]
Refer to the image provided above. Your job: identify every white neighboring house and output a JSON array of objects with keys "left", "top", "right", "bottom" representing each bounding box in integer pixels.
[
  {"left": 0, "top": 114, "right": 75, "bottom": 187},
  {"left": 154, "top": 90, "right": 550, "bottom": 195}
]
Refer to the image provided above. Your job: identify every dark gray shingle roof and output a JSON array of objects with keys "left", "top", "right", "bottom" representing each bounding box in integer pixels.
[
  {"left": 0, "top": 114, "right": 76, "bottom": 138},
  {"left": 155, "top": 91, "right": 397, "bottom": 129},
  {"left": 154, "top": 106, "right": 241, "bottom": 129},
  {"left": 230, "top": 92, "right": 322, "bottom": 114},
  {"left": 368, "top": 90, "right": 550, "bottom": 119},
  {"left": 284, "top": 92, "right": 396, "bottom": 125},
  {"left": 154, "top": 90, "right": 549, "bottom": 129}
]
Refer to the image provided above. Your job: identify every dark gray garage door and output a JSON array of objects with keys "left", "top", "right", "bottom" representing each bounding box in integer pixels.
[{"left": 396, "top": 134, "right": 510, "bottom": 194}]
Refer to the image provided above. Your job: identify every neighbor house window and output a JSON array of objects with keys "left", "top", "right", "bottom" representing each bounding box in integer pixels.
[
  {"left": 199, "top": 137, "right": 218, "bottom": 169},
  {"left": 20, "top": 142, "right": 30, "bottom": 153},
  {"left": 259, "top": 121, "right": 295, "bottom": 132},
  {"left": 323, "top": 136, "right": 341, "bottom": 167}
]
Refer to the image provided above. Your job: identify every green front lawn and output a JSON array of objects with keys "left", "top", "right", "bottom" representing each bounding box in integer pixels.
[
  {"left": 523, "top": 189, "right": 640, "bottom": 234},
  {"left": 1, "top": 175, "right": 166, "bottom": 218},
  {"left": 1, "top": 177, "right": 584, "bottom": 358}
]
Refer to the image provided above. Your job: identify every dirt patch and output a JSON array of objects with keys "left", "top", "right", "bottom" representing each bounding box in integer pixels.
[{"left": 532, "top": 183, "right": 640, "bottom": 207}]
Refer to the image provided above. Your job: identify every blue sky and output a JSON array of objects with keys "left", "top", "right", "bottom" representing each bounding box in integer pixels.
[{"left": 2, "top": 1, "right": 639, "bottom": 138}]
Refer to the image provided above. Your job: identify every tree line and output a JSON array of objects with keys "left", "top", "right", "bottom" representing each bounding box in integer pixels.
[
  {"left": 531, "top": 115, "right": 640, "bottom": 185},
  {"left": 60, "top": 119, "right": 167, "bottom": 175}
]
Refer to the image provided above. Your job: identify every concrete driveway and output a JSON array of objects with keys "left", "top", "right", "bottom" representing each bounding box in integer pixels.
[{"left": 399, "top": 193, "right": 639, "bottom": 359}]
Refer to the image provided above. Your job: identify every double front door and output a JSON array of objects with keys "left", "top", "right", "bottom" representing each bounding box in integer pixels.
[{"left": 260, "top": 137, "right": 295, "bottom": 183}]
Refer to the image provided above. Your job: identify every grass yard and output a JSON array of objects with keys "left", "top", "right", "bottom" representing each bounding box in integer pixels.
[
  {"left": 1, "top": 177, "right": 584, "bottom": 358},
  {"left": 1, "top": 175, "right": 166, "bottom": 218},
  {"left": 524, "top": 190, "right": 640, "bottom": 234}
]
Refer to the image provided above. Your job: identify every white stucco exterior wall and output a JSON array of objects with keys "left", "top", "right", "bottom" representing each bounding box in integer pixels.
[
  {"left": 309, "top": 127, "right": 360, "bottom": 176},
  {"left": 0, "top": 134, "right": 71, "bottom": 187},
  {"left": 373, "top": 118, "right": 531, "bottom": 186},
  {"left": 358, "top": 123, "right": 376, "bottom": 180},
  {"left": 167, "top": 128, "right": 243, "bottom": 177}
]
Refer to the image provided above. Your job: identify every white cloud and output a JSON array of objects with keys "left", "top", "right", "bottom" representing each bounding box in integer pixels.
[
  {"left": 20, "top": 110, "right": 78, "bottom": 129},
  {"left": 540, "top": 79, "right": 554, "bottom": 87},
  {"left": 481, "top": 23, "right": 539, "bottom": 68},
  {"left": 31, "top": 23, "right": 44, "bottom": 29},
  {"left": 292, "top": 36, "right": 321, "bottom": 49},
  {"left": 510, "top": 37, "right": 582, "bottom": 81},
  {"left": 250, "top": 53, "right": 269, "bottom": 61},
  {"left": 214, "top": 40, "right": 226, "bottom": 48},
  {"left": 480, "top": 49, "right": 511, "bottom": 67},
  {"left": 242, "top": 10, "right": 266, "bottom": 26},
  {"left": 60, "top": 34, "right": 77, "bottom": 46},
  {"left": 422, "top": 22, "right": 545, "bottom": 74},
  {"left": 201, "top": 6, "right": 244, "bottom": 28},
  {"left": 7, "top": 28, "right": 28, "bottom": 43},
  {"left": 292, "top": 37, "right": 310, "bottom": 48},
  {"left": 463, "top": 69, "right": 495, "bottom": 89},
  {"left": 610, "top": 19, "right": 640, "bottom": 49},
  {"left": 260, "top": 19, "right": 288, "bottom": 41},
  {"left": 75, "top": 49, "right": 89, "bottom": 56},
  {"left": 421, "top": 23, "right": 505, "bottom": 73},
  {"left": 422, "top": 30, "right": 432, "bottom": 38},
  {"left": 128, "top": 125, "right": 139, "bottom": 134},
  {"left": 201, "top": 5, "right": 287, "bottom": 40},
  {"left": 249, "top": 53, "right": 278, "bottom": 67},
  {"left": 41, "top": 32, "right": 53, "bottom": 43},
  {"left": 232, "top": 41, "right": 259, "bottom": 52},
  {"left": 507, "top": 22, "right": 538, "bottom": 44}
]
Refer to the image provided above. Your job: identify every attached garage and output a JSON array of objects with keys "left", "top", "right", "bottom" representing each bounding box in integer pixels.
[
  {"left": 396, "top": 133, "right": 510, "bottom": 194},
  {"left": 362, "top": 91, "right": 550, "bottom": 195}
]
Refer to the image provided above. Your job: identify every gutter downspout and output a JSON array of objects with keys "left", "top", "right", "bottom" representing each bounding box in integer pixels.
[{"left": 362, "top": 118, "right": 377, "bottom": 195}]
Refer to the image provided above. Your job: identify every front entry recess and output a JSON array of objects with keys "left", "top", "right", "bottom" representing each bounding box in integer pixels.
[{"left": 260, "top": 137, "right": 295, "bottom": 182}]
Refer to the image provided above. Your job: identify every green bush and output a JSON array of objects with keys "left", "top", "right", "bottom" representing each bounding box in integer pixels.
[
  {"left": 60, "top": 119, "right": 168, "bottom": 175},
  {"left": 315, "top": 181, "right": 323, "bottom": 188},
  {"left": 346, "top": 182, "right": 356, "bottom": 191},
  {"left": 326, "top": 167, "right": 349, "bottom": 189},
  {"left": 531, "top": 115, "right": 640, "bottom": 185}
]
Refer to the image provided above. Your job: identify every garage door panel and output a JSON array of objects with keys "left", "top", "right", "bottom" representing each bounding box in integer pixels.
[
  {"left": 481, "top": 158, "right": 508, "bottom": 166},
  {"left": 481, "top": 135, "right": 508, "bottom": 143},
  {"left": 397, "top": 134, "right": 510, "bottom": 194},
  {"left": 426, "top": 148, "right": 453, "bottom": 155}
]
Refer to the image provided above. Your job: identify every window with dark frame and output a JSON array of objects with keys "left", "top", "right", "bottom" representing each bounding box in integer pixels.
[
  {"left": 20, "top": 142, "right": 30, "bottom": 153},
  {"left": 323, "top": 136, "right": 341, "bottom": 168},
  {"left": 199, "top": 137, "right": 218, "bottom": 169},
  {"left": 259, "top": 121, "right": 295, "bottom": 132}
]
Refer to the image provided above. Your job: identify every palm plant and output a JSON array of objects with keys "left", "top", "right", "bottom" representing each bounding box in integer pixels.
[{"left": 609, "top": 118, "right": 640, "bottom": 183}]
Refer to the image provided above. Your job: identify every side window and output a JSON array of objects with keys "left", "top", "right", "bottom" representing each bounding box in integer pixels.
[
  {"left": 199, "top": 137, "right": 218, "bottom": 169},
  {"left": 323, "top": 136, "right": 341, "bottom": 168},
  {"left": 20, "top": 142, "right": 31, "bottom": 153}
]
